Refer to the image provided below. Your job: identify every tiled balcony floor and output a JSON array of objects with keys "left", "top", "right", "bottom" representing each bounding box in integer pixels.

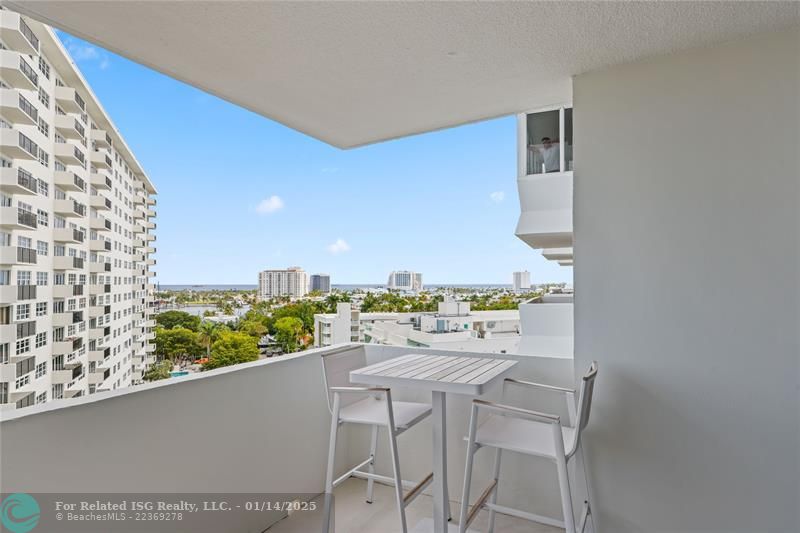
[{"left": 266, "top": 478, "right": 561, "bottom": 533}]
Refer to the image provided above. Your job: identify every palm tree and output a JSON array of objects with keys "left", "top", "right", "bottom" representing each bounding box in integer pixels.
[{"left": 198, "top": 321, "right": 218, "bottom": 357}]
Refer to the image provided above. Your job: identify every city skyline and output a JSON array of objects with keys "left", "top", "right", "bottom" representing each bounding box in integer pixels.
[{"left": 55, "top": 31, "right": 573, "bottom": 286}]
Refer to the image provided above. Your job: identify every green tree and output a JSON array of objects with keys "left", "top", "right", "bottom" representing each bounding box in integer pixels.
[
  {"left": 142, "top": 360, "right": 172, "bottom": 382},
  {"left": 153, "top": 326, "right": 202, "bottom": 365},
  {"left": 197, "top": 321, "right": 219, "bottom": 357},
  {"left": 274, "top": 316, "right": 304, "bottom": 353},
  {"left": 203, "top": 331, "right": 260, "bottom": 370},
  {"left": 155, "top": 310, "right": 201, "bottom": 331}
]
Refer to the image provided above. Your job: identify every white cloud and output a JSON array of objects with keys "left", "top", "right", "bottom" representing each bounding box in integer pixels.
[
  {"left": 326, "top": 238, "right": 351, "bottom": 254},
  {"left": 256, "top": 195, "right": 284, "bottom": 214},
  {"left": 490, "top": 191, "right": 505, "bottom": 203},
  {"left": 64, "top": 38, "right": 110, "bottom": 69}
]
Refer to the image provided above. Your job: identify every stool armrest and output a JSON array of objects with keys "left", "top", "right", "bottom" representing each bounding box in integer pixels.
[{"left": 473, "top": 398, "right": 560, "bottom": 425}]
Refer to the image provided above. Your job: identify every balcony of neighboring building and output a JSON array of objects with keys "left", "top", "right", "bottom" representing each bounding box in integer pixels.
[
  {"left": 52, "top": 255, "right": 84, "bottom": 271},
  {"left": 89, "top": 194, "right": 111, "bottom": 211},
  {"left": 0, "top": 88, "right": 39, "bottom": 125},
  {"left": 89, "top": 216, "right": 111, "bottom": 232},
  {"left": 0, "top": 167, "right": 38, "bottom": 195},
  {"left": 88, "top": 238, "right": 111, "bottom": 252},
  {"left": 54, "top": 86, "right": 85, "bottom": 114},
  {"left": 0, "top": 245, "right": 37, "bottom": 266},
  {"left": 515, "top": 107, "right": 573, "bottom": 251},
  {"left": 90, "top": 149, "right": 112, "bottom": 169},
  {"left": 0, "top": 284, "right": 37, "bottom": 304},
  {"left": 0, "top": 49, "right": 38, "bottom": 90},
  {"left": 0, "top": 11, "right": 40, "bottom": 55},
  {"left": 53, "top": 170, "right": 87, "bottom": 192},
  {"left": 53, "top": 198, "right": 86, "bottom": 218},
  {"left": 52, "top": 283, "right": 84, "bottom": 298},
  {"left": 54, "top": 141, "right": 86, "bottom": 167},
  {"left": 90, "top": 128, "right": 112, "bottom": 148},
  {"left": 89, "top": 260, "right": 111, "bottom": 273},
  {"left": 53, "top": 227, "right": 85, "bottom": 244},
  {"left": 0, "top": 127, "right": 39, "bottom": 160},
  {"left": 87, "top": 304, "right": 110, "bottom": 318},
  {"left": 0, "top": 207, "right": 37, "bottom": 230},
  {"left": 54, "top": 114, "right": 86, "bottom": 140},
  {"left": 541, "top": 247, "right": 573, "bottom": 262},
  {"left": 90, "top": 170, "right": 112, "bottom": 190}
]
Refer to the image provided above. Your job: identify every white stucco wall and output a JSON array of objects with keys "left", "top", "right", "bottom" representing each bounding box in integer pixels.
[{"left": 573, "top": 27, "right": 799, "bottom": 532}]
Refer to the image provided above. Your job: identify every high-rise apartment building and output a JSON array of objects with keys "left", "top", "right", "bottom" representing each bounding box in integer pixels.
[
  {"left": 258, "top": 266, "right": 308, "bottom": 300},
  {"left": 310, "top": 273, "right": 330, "bottom": 294},
  {"left": 0, "top": 10, "right": 157, "bottom": 410},
  {"left": 386, "top": 270, "right": 423, "bottom": 292},
  {"left": 512, "top": 270, "right": 531, "bottom": 293}
]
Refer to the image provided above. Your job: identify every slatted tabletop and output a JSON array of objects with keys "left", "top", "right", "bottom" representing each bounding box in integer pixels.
[{"left": 350, "top": 353, "right": 517, "bottom": 396}]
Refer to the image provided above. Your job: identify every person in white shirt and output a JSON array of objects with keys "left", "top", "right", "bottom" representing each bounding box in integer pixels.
[
  {"left": 527, "top": 137, "right": 561, "bottom": 173},
  {"left": 538, "top": 137, "right": 560, "bottom": 173}
]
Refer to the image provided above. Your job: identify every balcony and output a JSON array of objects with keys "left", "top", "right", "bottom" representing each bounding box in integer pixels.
[
  {"left": 89, "top": 348, "right": 109, "bottom": 363},
  {"left": 0, "top": 245, "right": 37, "bottom": 265},
  {"left": 55, "top": 86, "right": 85, "bottom": 114},
  {"left": 88, "top": 283, "right": 112, "bottom": 294},
  {"left": 90, "top": 216, "right": 111, "bottom": 231},
  {"left": 90, "top": 171, "right": 112, "bottom": 190},
  {"left": 89, "top": 324, "right": 110, "bottom": 338},
  {"left": 90, "top": 128, "right": 112, "bottom": 148},
  {"left": 0, "top": 344, "right": 574, "bottom": 532},
  {"left": 0, "top": 167, "right": 37, "bottom": 195},
  {"left": 87, "top": 304, "right": 109, "bottom": 318},
  {"left": 0, "top": 128, "right": 38, "bottom": 159},
  {"left": 0, "top": 50, "right": 38, "bottom": 89},
  {"left": 64, "top": 372, "right": 86, "bottom": 398},
  {"left": 132, "top": 208, "right": 146, "bottom": 219},
  {"left": 89, "top": 239, "right": 111, "bottom": 252},
  {"left": 54, "top": 114, "right": 86, "bottom": 140},
  {"left": 541, "top": 247, "right": 573, "bottom": 262},
  {"left": 0, "top": 207, "right": 37, "bottom": 229},
  {"left": 54, "top": 142, "right": 86, "bottom": 166},
  {"left": 51, "top": 368, "right": 73, "bottom": 385},
  {"left": 53, "top": 227, "right": 85, "bottom": 244},
  {"left": 53, "top": 256, "right": 84, "bottom": 270},
  {"left": 146, "top": 196, "right": 156, "bottom": 206},
  {"left": 145, "top": 233, "right": 156, "bottom": 242},
  {"left": 0, "top": 11, "right": 40, "bottom": 55},
  {"left": 90, "top": 150, "right": 112, "bottom": 169},
  {"left": 51, "top": 311, "right": 73, "bottom": 328},
  {"left": 132, "top": 224, "right": 145, "bottom": 234},
  {"left": 53, "top": 198, "right": 86, "bottom": 218},
  {"left": 515, "top": 172, "right": 573, "bottom": 250},
  {"left": 89, "top": 261, "right": 111, "bottom": 273},
  {"left": 54, "top": 170, "right": 86, "bottom": 192},
  {"left": 0, "top": 88, "right": 38, "bottom": 125},
  {"left": 90, "top": 194, "right": 111, "bottom": 210}
]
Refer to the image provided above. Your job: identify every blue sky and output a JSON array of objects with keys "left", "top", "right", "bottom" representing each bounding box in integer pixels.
[{"left": 59, "top": 33, "right": 572, "bottom": 286}]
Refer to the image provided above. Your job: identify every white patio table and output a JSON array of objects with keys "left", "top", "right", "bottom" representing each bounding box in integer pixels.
[{"left": 350, "top": 353, "right": 517, "bottom": 533}]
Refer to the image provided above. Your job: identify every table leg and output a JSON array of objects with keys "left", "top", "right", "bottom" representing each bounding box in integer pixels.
[{"left": 431, "top": 390, "right": 449, "bottom": 533}]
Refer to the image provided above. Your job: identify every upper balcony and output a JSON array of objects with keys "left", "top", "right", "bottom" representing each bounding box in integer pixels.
[
  {"left": 0, "top": 128, "right": 39, "bottom": 160},
  {"left": 89, "top": 216, "right": 112, "bottom": 232},
  {"left": 90, "top": 194, "right": 111, "bottom": 211},
  {"left": 90, "top": 150, "right": 112, "bottom": 169},
  {"left": 54, "top": 170, "right": 87, "bottom": 193},
  {"left": 54, "top": 114, "right": 86, "bottom": 140},
  {"left": 54, "top": 142, "right": 86, "bottom": 167},
  {"left": 0, "top": 206, "right": 37, "bottom": 230},
  {"left": 90, "top": 170, "right": 112, "bottom": 190},
  {"left": 0, "top": 11, "right": 40, "bottom": 55},
  {"left": 0, "top": 245, "right": 37, "bottom": 266},
  {"left": 0, "top": 88, "right": 39, "bottom": 125},
  {"left": 0, "top": 167, "right": 38, "bottom": 195},
  {"left": 55, "top": 86, "right": 85, "bottom": 114},
  {"left": 0, "top": 344, "right": 575, "bottom": 533},
  {"left": 90, "top": 128, "right": 112, "bottom": 148},
  {"left": 0, "top": 49, "right": 38, "bottom": 90},
  {"left": 53, "top": 198, "right": 86, "bottom": 218},
  {"left": 515, "top": 107, "right": 574, "bottom": 251}
]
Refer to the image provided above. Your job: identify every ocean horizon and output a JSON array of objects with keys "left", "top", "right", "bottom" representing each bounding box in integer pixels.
[{"left": 158, "top": 283, "right": 517, "bottom": 292}]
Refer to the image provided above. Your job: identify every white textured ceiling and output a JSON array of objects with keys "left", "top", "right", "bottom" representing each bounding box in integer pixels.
[{"left": 7, "top": 1, "right": 799, "bottom": 148}]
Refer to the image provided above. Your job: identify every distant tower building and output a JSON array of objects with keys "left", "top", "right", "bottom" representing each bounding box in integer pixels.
[
  {"left": 258, "top": 267, "right": 309, "bottom": 300},
  {"left": 387, "top": 271, "right": 423, "bottom": 292},
  {"left": 310, "top": 274, "right": 331, "bottom": 294},
  {"left": 513, "top": 271, "right": 531, "bottom": 293}
]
